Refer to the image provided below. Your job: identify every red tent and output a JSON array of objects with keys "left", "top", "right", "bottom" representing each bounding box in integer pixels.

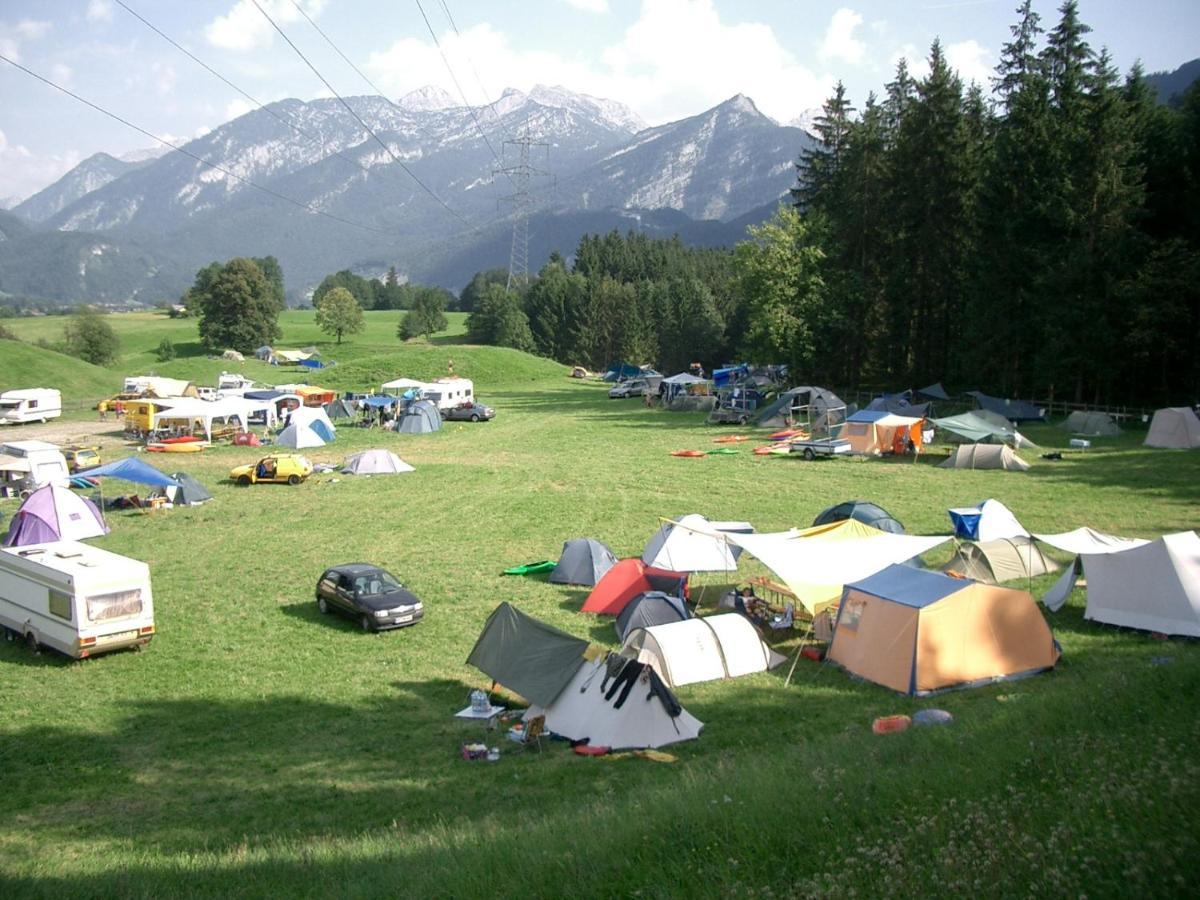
[{"left": 581, "top": 558, "right": 688, "bottom": 615}]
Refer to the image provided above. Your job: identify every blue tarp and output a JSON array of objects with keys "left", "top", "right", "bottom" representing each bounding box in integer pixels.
[
  {"left": 966, "top": 391, "right": 1044, "bottom": 423},
  {"left": 361, "top": 395, "right": 399, "bottom": 408},
  {"left": 298, "top": 358, "right": 325, "bottom": 369},
  {"left": 602, "top": 362, "right": 640, "bottom": 382},
  {"left": 948, "top": 508, "right": 983, "bottom": 540},
  {"left": 918, "top": 382, "right": 951, "bottom": 401},
  {"left": 712, "top": 364, "right": 751, "bottom": 388},
  {"left": 846, "top": 409, "right": 892, "bottom": 424},
  {"left": 845, "top": 564, "right": 964, "bottom": 609},
  {"left": 78, "top": 457, "right": 180, "bottom": 488},
  {"left": 244, "top": 390, "right": 285, "bottom": 401}
]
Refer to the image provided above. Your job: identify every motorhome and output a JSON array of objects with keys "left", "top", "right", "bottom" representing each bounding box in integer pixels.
[
  {"left": 0, "top": 440, "right": 70, "bottom": 497},
  {"left": 0, "top": 541, "right": 155, "bottom": 658},
  {"left": 421, "top": 378, "right": 475, "bottom": 412},
  {"left": 0, "top": 389, "right": 61, "bottom": 425}
]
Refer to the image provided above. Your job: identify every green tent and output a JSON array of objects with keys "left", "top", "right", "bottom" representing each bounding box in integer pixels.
[{"left": 466, "top": 602, "right": 589, "bottom": 706}]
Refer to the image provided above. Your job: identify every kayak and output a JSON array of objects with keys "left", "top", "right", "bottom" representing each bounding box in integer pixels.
[
  {"left": 147, "top": 442, "right": 206, "bottom": 453},
  {"left": 712, "top": 435, "right": 749, "bottom": 444},
  {"left": 502, "top": 560, "right": 557, "bottom": 576},
  {"left": 705, "top": 448, "right": 740, "bottom": 455},
  {"left": 159, "top": 435, "right": 204, "bottom": 444},
  {"left": 670, "top": 450, "right": 705, "bottom": 458},
  {"left": 769, "top": 428, "right": 805, "bottom": 441}
]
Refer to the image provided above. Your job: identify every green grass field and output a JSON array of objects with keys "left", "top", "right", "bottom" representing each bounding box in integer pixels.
[{"left": 1, "top": 318, "right": 1198, "bottom": 898}]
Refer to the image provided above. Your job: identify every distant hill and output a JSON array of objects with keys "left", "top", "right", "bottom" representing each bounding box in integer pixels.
[
  {"left": 14, "top": 152, "right": 153, "bottom": 224},
  {"left": 1146, "top": 58, "right": 1200, "bottom": 105},
  {"left": 0, "top": 338, "right": 116, "bottom": 402}
]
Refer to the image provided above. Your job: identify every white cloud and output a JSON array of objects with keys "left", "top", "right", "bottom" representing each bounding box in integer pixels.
[
  {"left": 0, "top": 128, "right": 82, "bottom": 202},
  {"left": 204, "top": 0, "right": 326, "bottom": 53},
  {"left": 820, "top": 8, "right": 866, "bottom": 66},
  {"left": 366, "top": 0, "right": 832, "bottom": 127},
  {"left": 563, "top": 0, "right": 610, "bottom": 11},
  {"left": 150, "top": 61, "right": 177, "bottom": 96},
  {"left": 891, "top": 43, "right": 931, "bottom": 81},
  {"left": 86, "top": 0, "right": 114, "bottom": 23},
  {"left": 50, "top": 62, "right": 72, "bottom": 87},
  {"left": 0, "top": 19, "right": 52, "bottom": 62},
  {"left": 946, "top": 39, "right": 992, "bottom": 86},
  {"left": 225, "top": 98, "right": 256, "bottom": 120}
]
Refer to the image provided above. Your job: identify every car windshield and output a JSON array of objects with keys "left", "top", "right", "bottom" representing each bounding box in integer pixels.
[{"left": 353, "top": 572, "right": 404, "bottom": 595}]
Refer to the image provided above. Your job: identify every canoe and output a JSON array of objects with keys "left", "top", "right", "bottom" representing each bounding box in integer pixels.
[
  {"left": 159, "top": 435, "right": 204, "bottom": 444},
  {"left": 670, "top": 450, "right": 705, "bottom": 458},
  {"left": 147, "top": 442, "right": 206, "bottom": 453}
]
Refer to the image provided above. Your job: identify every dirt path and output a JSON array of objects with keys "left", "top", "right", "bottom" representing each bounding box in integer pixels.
[{"left": 0, "top": 418, "right": 133, "bottom": 454}]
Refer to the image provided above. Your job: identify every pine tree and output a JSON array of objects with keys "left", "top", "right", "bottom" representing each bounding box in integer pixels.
[{"left": 791, "top": 81, "right": 854, "bottom": 210}]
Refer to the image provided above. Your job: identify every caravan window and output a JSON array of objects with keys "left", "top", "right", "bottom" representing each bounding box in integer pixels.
[
  {"left": 49, "top": 590, "right": 72, "bottom": 621},
  {"left": 86, "top": 589, "right": 143, "bottom": 622}
]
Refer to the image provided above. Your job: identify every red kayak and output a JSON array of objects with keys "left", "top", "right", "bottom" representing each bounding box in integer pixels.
[
  {"left": 670, "top": 450, "right": 705, "bottom": 458},
  {"left": 159, "top": 435, "right": 203, "bottom": 444}
]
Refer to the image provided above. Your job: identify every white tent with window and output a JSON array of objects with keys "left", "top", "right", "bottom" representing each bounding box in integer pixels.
[{"left": 620, "top": 614, "right": 786, "bottom": 688}]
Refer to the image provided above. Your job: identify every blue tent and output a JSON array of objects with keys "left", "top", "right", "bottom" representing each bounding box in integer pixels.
[
  {"left": 712, "top": 364, "right": 751, "bottom": 388},
  {"left": 966, "top": 391, "right": 1044, "bottom": 423},
  {"left": 77, "top": 457, "right": 180, "bottom": 488},
  {"left": 602, "top": 362, "right": 640, "bottom": 382},
  {"left": 918, "top": 382, "right": 951, "bottom": 401},
  {"left": 867, "top": 391, "right": 931, "bottom": 417}
]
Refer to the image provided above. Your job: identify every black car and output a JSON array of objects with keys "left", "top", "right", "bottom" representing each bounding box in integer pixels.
[{"left": 315, "top": 564, "right": 424, "bottom": 632}]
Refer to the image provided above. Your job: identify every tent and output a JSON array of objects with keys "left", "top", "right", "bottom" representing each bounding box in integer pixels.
[
  {"left": 812, "top": 500, "right": 905, "bottom": 535},
  {"left": 78, "top": 457, "right": 180, "bottom": 488},
  {"left": 602, "top": 362, "right": 640, "bottom": 382},
  {"left": 466, "top": 602, "right": 590, "bottom": 706},
  {"left": 1144, "top": 407, "right": 1200, "bottom": 449},
  {"left": 918, "top": 382, "right": 951, "bottom": 401},
  {"left": 933, "top": 411, "right": 1035, "bottom": 449},
  {"left": 1033, "top": 527, "right": 1150, "bottom": 611},
  {"left": 550, "top": 538, "right": 618, "bottom": 586},
  {"left": 1062, "top": 410, "right": 1121, "bottom": 436},
  {"left": 828, "top": 565, "right": 1060, "bottom": 695},
  {"left": 641, "top": 514, "right": 750, "bottom": 572},
  {"left": 323, "top": 399, "right": 358, "bottom": 420},
  {"left": 254, "top": 346, "right": 274, "bottom": 361},
  {"left": 866, "top": 391, "right": 931, "bottom": 417},
  {"left": 398, "top": 399, "right": 442, "bottom": 434},
  {"left": 1042, "top": 532, "right": 1200, "bottom": 635},
  {"left": 621, "top": 614, "right": 786, "bottom": 688},
  {"left": 522, "top": 656, "right": 703, "bottom": 750},
  {"left": 724, "top": 520, "right": 951, "bottom": 616},
  {"left": 966, "top": 391, "right": 1044, "bottom": 423},
  {"left": 841, "top": 410, "right": 925, "bottom": 456},
  {"left": 381, "top": 377, "right": 428, "bottom": 393},
  {"left": 287, "top": 405, "right": 336, "bottom": 435},
  {"left": 277, "top": 421, "right": 328, "bottom": 449},
  {"left": 756, "top": 385, "right": 846, "bottom": 431},
  {"left": 940, "top": 444, "right": 1030, "bottom": 471},
  {"left": 948, "top": 499, "right": 1028, "bottom": 542},
  {"left": 343, "top": 449, "right": 413, "bottom": 475},
  {"left": 151, "top": 397, "right": 274, "bottom": 439},
  {"left": 615, "top": 591, "right": 690, "bottom": 643},
  {"left": 222, "top": 349, "right": 245, "bottom": 362},
  {"left": 660, "top": 372, "right": 711, "bottom": 405},
  {"left": 582, "top": 559, "right": 690, "bottom": 615},
  {"left": 164, "top": 472, "right": 212, "bottom": 506},
  {"left": 4, "top": 485, "right": 108, "bottom": 546},
  {"left": 943, "top": 536, "right": 1059, "bottom": 584}
]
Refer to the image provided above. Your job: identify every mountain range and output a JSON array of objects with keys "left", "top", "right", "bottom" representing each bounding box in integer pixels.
[{"left": 1, "top": 85, "right": 813, "bottom": 305}]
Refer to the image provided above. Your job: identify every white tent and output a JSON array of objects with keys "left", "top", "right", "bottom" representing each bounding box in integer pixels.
[
  {"left": 939, "top": 444, "right": 1030, "bottom": 470},
  {"left": 1066, "top": 532, "right": 1200, "bottom": 636},
  {"left": 151, "top": 397, "right": 274, "bottom": 439},
  {"left": 286, "top": 405, "right": 336, "bottom": 435},
  {"left": 641, "top": 514, "right": 751, "bottom": 572},
  {"left": 948, "top": 498, "right": 1029, "bottom": 543},
  {"left": 523, "top": 657, "right": 703, "bottom": 749},
  {"left": 1062, "top": 410, "right": 1121, "bottom": 436},
  {"left": 343, "top": 449, "right": 413, "bottom": 475},
  {"left": 1035, "top": 528, "right": 1151, "bottom": 612},
  {"left": 620, "top": 614, "right": 786, "bottom": 688},
  {"left": 277, "top": 421, "right": 327, "bottom": 449},
  {"left": 1144, "top": 408, "right": 1200, "bottom": 449}
]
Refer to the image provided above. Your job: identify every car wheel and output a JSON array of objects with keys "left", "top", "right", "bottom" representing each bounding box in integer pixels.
[
  {"left": 317, "top": 596, "right": 329, "bottom": 614},
  {"left": 25, "top": 631, "right": 39, "bottom": 654},
  {"left": 803, "top": 448, "right": 816, "bottom": 461},
  {"left": 360, "top": 615, "right": 373, "bottom": 632},
  {"left": 470, "top": 414, "right": 480, "bottom": 422},
  {"left": 739, "top": 415, "right": 750, "bottom": 425},
  {"left": 288, "top": 474, "right": 300, "bottom": 485},
  {"left": 237, "top": 475, "right": 251, "bottom": 486}
]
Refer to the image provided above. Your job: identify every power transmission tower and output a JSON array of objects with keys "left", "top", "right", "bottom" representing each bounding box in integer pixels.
[{"left": 495, "top": 119, "right": 550, "bottom": 291}]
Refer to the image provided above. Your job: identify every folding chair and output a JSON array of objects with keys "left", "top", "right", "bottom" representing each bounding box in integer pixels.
[{"left": 517, "top": 714, "right": 547, "bottom": 754}]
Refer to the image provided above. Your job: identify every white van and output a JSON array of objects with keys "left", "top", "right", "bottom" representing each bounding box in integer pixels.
[
  {"left": 0, "top": 388, "right": 62, "bottom": 425},
  {"left": 0, "top": 541, "right": 156, "bottom": 658},
  {"left": 0, "top": 440, "right": 70, "bottom": 498}
]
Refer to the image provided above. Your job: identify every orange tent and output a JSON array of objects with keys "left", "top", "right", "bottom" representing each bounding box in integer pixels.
[
  {"left": 296, "top": 386, "right": 335, "bottom": 407},
  {"left": 581, "top": 558, "right": 688, "bottom": 615},
  {"left": 841, "top": 411, "right": 925, "bottom": 456}
]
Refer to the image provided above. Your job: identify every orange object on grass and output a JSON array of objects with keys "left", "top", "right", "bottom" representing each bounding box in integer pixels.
[
  {"left": 872, "top": 715, "right": 912, "bottom": 735},
  {"left": 670, "top": 450, "right": 705, "bottom": 457}
]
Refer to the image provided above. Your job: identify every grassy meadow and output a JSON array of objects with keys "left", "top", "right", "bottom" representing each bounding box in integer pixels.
[{"left": 0, "top": 315, "right": 1198, "bottom": 898}]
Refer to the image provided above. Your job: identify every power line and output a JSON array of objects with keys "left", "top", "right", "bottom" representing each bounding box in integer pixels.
[
  {"left": 0, "top": 52, "right": 397, "bottom": 237},
  {"left": 435, "top": 0, "right": 506, "bottom": 126},
  {"left": 112, "top": 0, "right": 384, "bottom": 183},
  {"left": 250, "top": 0, "right": 470, "bottom": 227}
]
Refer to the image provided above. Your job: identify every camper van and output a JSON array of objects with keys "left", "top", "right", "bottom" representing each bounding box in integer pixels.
[
  {"left": 0, "top": 440, "right": 70, "bottom": 497},
  {"left": 421, "top": 378, "right": 475, "bottom": 412},
  {"left": 0, "top": 389, "right": 61, "bottom": 425},
  {"left": 0, "top": 540, "right": 156, "bottom": 658}
]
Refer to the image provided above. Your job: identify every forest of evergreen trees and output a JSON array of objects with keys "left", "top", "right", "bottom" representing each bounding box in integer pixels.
[{"left": 465, "top": 1, "right": 1199, "bottom": 407}]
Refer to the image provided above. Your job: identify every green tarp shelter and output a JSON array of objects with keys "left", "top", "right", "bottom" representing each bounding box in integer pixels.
[{"left": 466, "top": 602, "right": 589, "bottom": 706}]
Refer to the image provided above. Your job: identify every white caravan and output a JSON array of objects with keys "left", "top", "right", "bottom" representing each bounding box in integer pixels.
[
  {"left": 0, "top": 540, "right": 156, "bottom": 658},
  {"left": 420, "top": 378, "right": 475, "bottom": 412},
  {"left": 0, "top": 440, "right": 70, "bottom": 498},
  {"left": 0, "top": 389, "right": 62, "bottom": 425}
]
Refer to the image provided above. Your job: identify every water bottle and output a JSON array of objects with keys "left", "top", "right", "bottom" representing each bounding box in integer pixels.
[{"left": 470, "top": 689, "right": 488, "bottom": 714}]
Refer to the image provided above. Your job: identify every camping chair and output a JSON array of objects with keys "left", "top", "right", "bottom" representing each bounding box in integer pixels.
[{"left": 515, "top": 715, "right": 547, "bottom": 754}]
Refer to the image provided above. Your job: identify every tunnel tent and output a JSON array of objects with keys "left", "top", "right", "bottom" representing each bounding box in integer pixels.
[
  {"left": 1062, "top": 410, "right": 1121, "bottom": 436},
  {"left": 940, "top": 444, "right": 1030, "bottom": 471},
  {"left": 620, "top": 614, "right": 786, "bottom": 688},
  {"left": 943, "top": 536, "right": 1059, "bottom": 584},
  {"left": 550, "top": 538, "right": 618, "bottom": 586},
  {"left": 466, "top": 602, "right": 591, "bottom": 707}
]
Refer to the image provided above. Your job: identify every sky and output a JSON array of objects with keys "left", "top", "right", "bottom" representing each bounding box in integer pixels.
[{"left": 1, "top": 0, "right": 1198, "bottom": 203}]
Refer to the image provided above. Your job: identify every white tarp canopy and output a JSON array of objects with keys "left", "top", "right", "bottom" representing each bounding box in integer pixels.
[
  {"left": 1037, "top": 528, "right": 1153, "bottom": 612},
  {"left": 641, "top": 514, "right": 751, "bottom": 572},
  {"left": 152, "top": 397, "right": 274, "bottom": 439},
  {"left": 523, "top": 657, "right": 703, "bottom": 749},
  {"left": 381, "top": 378, "right": 429, "bottom": 392},
  {"left": 662, "top": 373, "right": 708, "bottom": 385},
  {"left": 1058, "top": 532, "right": 1200, "bottom": 635},
  {"left": 621, "top": 614, "right": 786, "bottom": 688},
  {"left": 725, "top": 527, "right": 952, "bottom": 615}
]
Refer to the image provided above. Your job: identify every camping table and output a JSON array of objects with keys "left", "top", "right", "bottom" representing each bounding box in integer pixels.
[{"left": 454, "top": 704, "right": 506, "bottom": 738}]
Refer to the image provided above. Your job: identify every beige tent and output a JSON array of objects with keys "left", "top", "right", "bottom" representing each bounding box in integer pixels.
[
  {"left": 1062, "top": 410, "right": 1120, "bottom": 436},
  {"left": 943, "top": 537, "right": 1059, "bottom": 584},
  {"left": 621, "top": 614, "right": 785, "bottom": 688},
  {"left": 828, "top": 565, "right": 1060, "bottom": 695},
  {"left": 841, "top": 412, "right": 925, "bottom": 456},
  {"left": 1144, "top": 408, "right": 1200, "bottom": 449},
  {"left": 940, "top": 444, "right": 1030, "bottom": 471}
]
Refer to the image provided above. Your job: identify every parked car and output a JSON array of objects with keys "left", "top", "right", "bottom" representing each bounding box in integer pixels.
[
  {"left": 229, "top": 454, "right": 313, "bottom": 485},
  {"left": 63, "top": 446, "right": 101, "bottom": 473},
  {"left": 314, "top": 564, "right": 425, "bottom": 631},
  {"left": 443, "top": 402, "right": 495, "bottom": 422},
  {"left": 608, "top": 379, "right": 650, "bottom": 399}
]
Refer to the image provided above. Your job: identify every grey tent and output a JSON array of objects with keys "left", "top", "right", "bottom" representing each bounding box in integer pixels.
[
  {"left": 934, "top": 411, "right": 1037, "bottom": 449},
  {"left": 918, "top": 382, "right": 951, "bottom": 401},
  {"left": 1144, "top": 407, "right": 1200, "bottom": 449},
  {"left": 615, "top": 591, "right": 690, "bottom": 643},
  {"left": 1062, "top": 410, "right": 1120, "bottom": 436},
  {"left": 943, "top": 537, "right": 1059, "bottom": 584},
  {"left": 324, "top": 399, "right": 358, "bottom": 420},
  {"left": 866, "top": 392, "right": 931, "bottom": 417},
  {"left": 165, "top": 472, "right": 212, "bottom": 506},
  {"left": 940, "top": 444, "right": 1030, "bottom": 471},
  {"left": 812, "top": 500, "right": 905, "bottom": 535},
  {"left": 966, "top": 391, "right": 1044, "bottom": 423},
  {"left": 466, "top": 602, "right": 589, "bottom": 706},
  {"left": 549, "top": 538, "right": 618, "bottom": 586},
  {"left": 756, "top": 385, "right": 846, "bottom": 431},
  {"left": 398, "top": 399, "right": 442, "bottom": 434}
]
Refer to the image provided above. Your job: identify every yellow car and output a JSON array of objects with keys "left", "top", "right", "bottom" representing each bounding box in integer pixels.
[
  {"left": 230, "top": 454, "right": 313, "bottom": 486},
  {"left": 64, "top": 446, "right": 101, "bottom": 473}
]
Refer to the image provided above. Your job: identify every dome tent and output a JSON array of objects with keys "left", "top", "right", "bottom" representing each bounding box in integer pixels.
[
  {"left": 398, "top": 399, "right": 442, "bottom": 434},
  {"left": 1144, "top": 407, "right": 1200, "bottom": 449},
  {"left": 549, "top": 538, "right": 617, "bottom": 586},
  {"left": 812, "top": 500, "right": 905, "bottom": 535},
  {"left": 943, "top": 537, "right": 1058, "bottom": 584},
  {"left": 343, "top": 449, "right": 413, "bottom": 475},
  {"left": 615, "top": 591, "right": 690, "bottom": 642},
  {"left": 4, "top": 485, "right": 108, "bottom": 546}
]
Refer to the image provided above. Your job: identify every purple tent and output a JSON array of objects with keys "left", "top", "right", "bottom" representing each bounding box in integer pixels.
[{"left": 3, "top": 485, "right": 108, "bottom": 547}]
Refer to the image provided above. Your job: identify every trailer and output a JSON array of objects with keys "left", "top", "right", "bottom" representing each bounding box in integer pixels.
[
  {"left": 0, "top": 440, "right": 70, "bottom": 497},
  {"left": 0, "top": 540, "right": 155, "bottom": 658},
  {"left": 0, "top": 388, "right": 61, "bottom": 425},
  {"left": 787, "top": 437, "right": 853, "bottom": 460}
]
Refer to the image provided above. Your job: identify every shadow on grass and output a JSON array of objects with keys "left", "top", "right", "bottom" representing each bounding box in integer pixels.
[{"left": 278, "top": 600, "right": 363, "bottom": 633}]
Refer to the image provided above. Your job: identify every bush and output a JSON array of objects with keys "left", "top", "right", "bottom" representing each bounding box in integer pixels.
[{"left": 156, "top": 338, "right": 176, "bottom": 361}]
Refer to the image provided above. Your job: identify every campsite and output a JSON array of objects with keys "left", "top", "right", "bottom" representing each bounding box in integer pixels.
[{"left": 0, "top": 309, "right": 1197, "bottom": 897}]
